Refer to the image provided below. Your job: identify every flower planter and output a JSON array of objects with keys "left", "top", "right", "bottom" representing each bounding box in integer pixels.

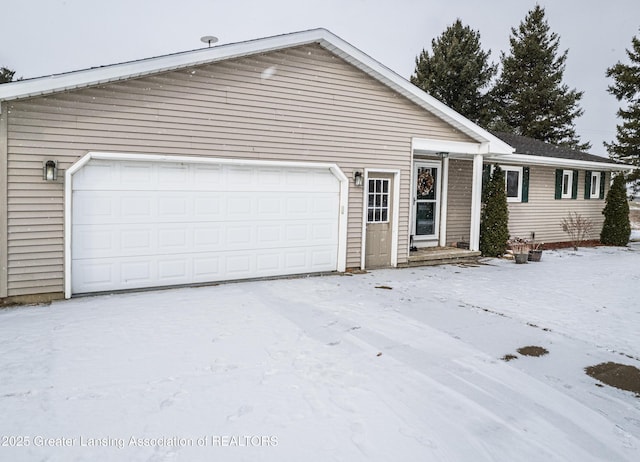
[
  {"left": 528, "top": 250, "right": 543, "bottom": 262},
  {"left": 514, "top": 253, "right": 529, "bottom": 264}
]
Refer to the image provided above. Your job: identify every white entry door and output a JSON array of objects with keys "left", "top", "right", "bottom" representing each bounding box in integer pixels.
[
  {"left": 412, "top": 162, "right": 441, "bottom": 242},
  {"left": 71, "top": 158, "right": 341, "bottom": 294}
]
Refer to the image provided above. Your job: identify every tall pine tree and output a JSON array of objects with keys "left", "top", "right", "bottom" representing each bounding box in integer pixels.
[
  {"left": 605, "top": 31, "right": 640, "bottom": 184},
  {"left": 410, "top": 19, "right": 496, "bottom": 126},
  {"left": 490, "top": 5, "right": 589, "bottom": 151},
  {"left": 600, "top": 173, "right": 631, "bottom": 246}
]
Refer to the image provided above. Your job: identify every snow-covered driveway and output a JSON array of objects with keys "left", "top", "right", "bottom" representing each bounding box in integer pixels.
[{"left": 1, "top": 246, "right": 639, "bottom": 461}]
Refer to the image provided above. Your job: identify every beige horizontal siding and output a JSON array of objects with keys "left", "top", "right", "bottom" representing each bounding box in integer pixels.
[
  {"left": 446, "top": 159, "right": 473, "bottom": 245},
  {"left": 5, "top": 44, "right": 474, "bottom": 296},
  {"left": 443, "top": 162, "right": 610, "bottom": 247},
  {"left": 508, "top": 167, "right": 609, "bottom": 243}
]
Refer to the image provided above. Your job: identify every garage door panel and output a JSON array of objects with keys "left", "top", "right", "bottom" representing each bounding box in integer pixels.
[
  {"left": 121, "top": 261, "right": 153, "bottom": 284},
  {"left": 71, "top": 159, "right": 340, "bottom": 294},
  {"left": 158, "top": 258, "right": 188, "bottom": 281},
  {"left": 73, "top": 219, "right": 337, "bottom": 260}
]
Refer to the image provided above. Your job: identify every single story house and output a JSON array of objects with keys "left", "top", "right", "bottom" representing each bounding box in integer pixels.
[
  {"left": 486, "top": 131, "right": 630, "bottom": 245},
  {"left": 0, "top": 29, "right": 631, "bottom": 302}
]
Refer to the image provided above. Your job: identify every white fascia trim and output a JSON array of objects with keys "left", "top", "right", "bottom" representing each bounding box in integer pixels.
[
  {"left": 1, "top": 27, "right": 513, "bottom": 156},
  {"left": 0, "top": 30, "right": 329, "bottom": 101},
  {"left": 485, "top": 153, "right": 634, "bottom": 172},
  {"left": 326, "top": 36, "right": 514, "bottom": 152},
  {"left": 64, "top": 151, "right": 348, "bottom": 299},
  {"left": 412, "top": 138, "right": 512, "bottom": 156}
]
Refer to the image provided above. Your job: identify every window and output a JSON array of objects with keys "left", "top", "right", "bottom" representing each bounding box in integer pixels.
[
  {"left": 502, "top": 166, "right": 523, "bottom": 203},
  {"left": 555, "top": 169, "right": 578, "bottom": 200},
  {"left": 367, "top": 179, "right": 390, "bottom": 223},
  {"left": 590, "top": 172, "right": 601, "bottom": 199},
  {"left": 561, "top": 170, "right": 574, "bottom": 199}
]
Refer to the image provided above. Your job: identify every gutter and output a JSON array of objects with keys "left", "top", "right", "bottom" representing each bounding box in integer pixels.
[{"left": 485, "top": 153, "right": 634, "bottom": 172}]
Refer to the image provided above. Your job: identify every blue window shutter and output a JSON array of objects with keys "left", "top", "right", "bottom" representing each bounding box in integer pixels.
[
  {"left": 571, "top": 170, "right": 579, "bottom": 199},
  {"left": 522, "top": 167, "right": 530, "bottom": 203},
  {"left": 584, "top": 170, "right": 592, "bottom": 199},
  {"left": 600, "top": 172, "right": 606, "bottom": 199},
  {"left": 554, "top": 169, "right": 562, "bottom": 199}
]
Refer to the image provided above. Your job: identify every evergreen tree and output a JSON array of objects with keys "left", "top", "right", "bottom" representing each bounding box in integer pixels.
[
  {"left": 600, "top": 173, "right": 631, "bottom": 246},
  {"left": 0, "top": 67, "right": 16, "bottom": 84},
  {"left": 480, "top": 165, "right": 509, "bottom": 257},
  {"left": 410, "top": 19, "right": 496, "bottom": 126},
  {"left": 490, "top": 5, "right": 590, "bottom": 151},
  {"left": 605, "top": 32, "right": 640, "bottom": 184}
]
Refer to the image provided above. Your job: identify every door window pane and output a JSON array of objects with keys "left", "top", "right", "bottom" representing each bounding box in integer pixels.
[
  {"left": 415, "top": 202, "right": 435, "bottom": 235},
  {"left": 416, "top": 168, "right": 436, "bottom": 200},
  {"left": 367, "top": 178, "right": 391, "bottom": 223}
]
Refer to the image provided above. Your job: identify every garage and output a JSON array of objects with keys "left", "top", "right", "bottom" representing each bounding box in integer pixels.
[{"left": 67, "top": 154, "right": 346, "bottom": 295}]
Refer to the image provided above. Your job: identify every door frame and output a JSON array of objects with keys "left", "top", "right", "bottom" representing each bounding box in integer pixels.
[
  {"left": 360, "top": 169, "right": 400, "bottom": 270},
  {"left": 411, "top": 160, "right": 442, "bottom": 245},
  {"left": 64, "top": 152, "right": 349, "bottom": 299}
]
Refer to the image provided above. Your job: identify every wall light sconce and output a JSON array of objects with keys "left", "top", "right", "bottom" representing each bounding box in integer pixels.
[
  {"left": 353, "top": 170, "right": 364, "bottom": 187},
  {"left": 43, "top": 160, "right": 58, "bottom": 181}
]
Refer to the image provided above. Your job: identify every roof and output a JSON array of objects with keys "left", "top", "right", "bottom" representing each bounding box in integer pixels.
[
  {"left": 488, "top": 131, "right": 631, "bottom": 171},
  {"left": 0, "top": 28, "right": 513, "bottom": 155},
  {"left": 491, "top": 131, "right": 611, "bottom": 164}
]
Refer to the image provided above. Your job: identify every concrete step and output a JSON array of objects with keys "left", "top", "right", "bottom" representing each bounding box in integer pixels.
[{"left": 407, "top": 247, "right": 482, "bottom": 267}]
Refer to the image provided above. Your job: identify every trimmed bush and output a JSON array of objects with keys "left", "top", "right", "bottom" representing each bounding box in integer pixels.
[
  {"left": 601, "top": 173, "right": 631, "bottom": 246},
  {"left": 480, "top": 165, "right": 510, "bottom": 256}
]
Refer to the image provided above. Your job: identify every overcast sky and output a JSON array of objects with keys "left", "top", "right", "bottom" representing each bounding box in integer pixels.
[{"left": 2, "top": 0, "right": 639, "bottom": 156}]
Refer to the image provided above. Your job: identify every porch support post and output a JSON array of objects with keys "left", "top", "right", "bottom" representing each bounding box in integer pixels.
[
  {"left": 438, "top": 154, "right": 449, "bottom": 247},
  {"left": 0, "top": 102, "right": 8, "bottom": 298},
  {"left": 469, "top": 153, "right": 484, "bottom": 252}
]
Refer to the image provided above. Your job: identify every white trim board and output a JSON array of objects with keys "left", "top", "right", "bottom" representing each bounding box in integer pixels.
[{"left": 485, "top": 153, "right": 633, "bottom": 172}]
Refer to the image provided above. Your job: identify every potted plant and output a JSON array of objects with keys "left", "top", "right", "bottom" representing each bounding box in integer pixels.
[
  {"left": 508, "top": 237, "right": 530, "bottom": 264},
  {"left": 528, "top": 241, "right": 544, "bottom": 262}
]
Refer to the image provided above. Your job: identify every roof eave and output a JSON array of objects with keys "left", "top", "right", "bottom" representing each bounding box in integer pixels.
[
  {"left": 320, "top": 37, "right": 514, "bottom": 154},
  {"left": 0, "top": 28, "right": 514, "bottom": 155},
  {"left": 485, "top": 153, "right": 634, "bottom": 171},
  {"left": 0, "top": 29, "right": 331, "bottom": 102}
]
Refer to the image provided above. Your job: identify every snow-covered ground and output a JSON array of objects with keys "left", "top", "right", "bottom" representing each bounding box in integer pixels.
[{"left": 1, "top": 246, "right": 639, "bottom": 461}]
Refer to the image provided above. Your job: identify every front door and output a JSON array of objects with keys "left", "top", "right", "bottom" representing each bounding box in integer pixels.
[
  {"left": 365, "top": 173, "right": 393, "bottom": 268},
  {"left": 412, "top": 162, "right": 440, "bottom": 242}
]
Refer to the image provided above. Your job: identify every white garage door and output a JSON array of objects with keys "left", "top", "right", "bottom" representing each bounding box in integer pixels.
[{"left": 71, "top": 158, "right": 341, "bottom": 294}]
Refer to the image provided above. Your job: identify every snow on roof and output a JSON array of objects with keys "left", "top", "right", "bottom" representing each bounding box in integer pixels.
[{"left": 0, "top": 28, "right": 513, "bottom": 155}]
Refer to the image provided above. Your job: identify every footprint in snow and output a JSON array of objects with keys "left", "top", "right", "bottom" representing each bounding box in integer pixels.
[{"left": 227, "top": 405, "right": 253, "bottom": 422}]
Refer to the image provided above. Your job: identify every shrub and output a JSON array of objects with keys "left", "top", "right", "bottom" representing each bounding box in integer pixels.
[
  {"left": 561, "top": 212, "right": 593, "bottom": 250},
  {"left": 480, "top": 165, "right": 509, "bottom": 256},
  {"left": 600, "top": 173, "right": 631, "bottom": 246}
]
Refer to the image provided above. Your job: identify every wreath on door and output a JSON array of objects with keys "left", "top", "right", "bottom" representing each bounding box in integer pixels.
[{"left": 417, "top": 170, "right": 434, "bottom": 197}]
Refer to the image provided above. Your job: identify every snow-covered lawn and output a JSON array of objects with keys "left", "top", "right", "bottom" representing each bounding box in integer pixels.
[{"left": 1, "top": 246, "right": 639, "bottom": 461}]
